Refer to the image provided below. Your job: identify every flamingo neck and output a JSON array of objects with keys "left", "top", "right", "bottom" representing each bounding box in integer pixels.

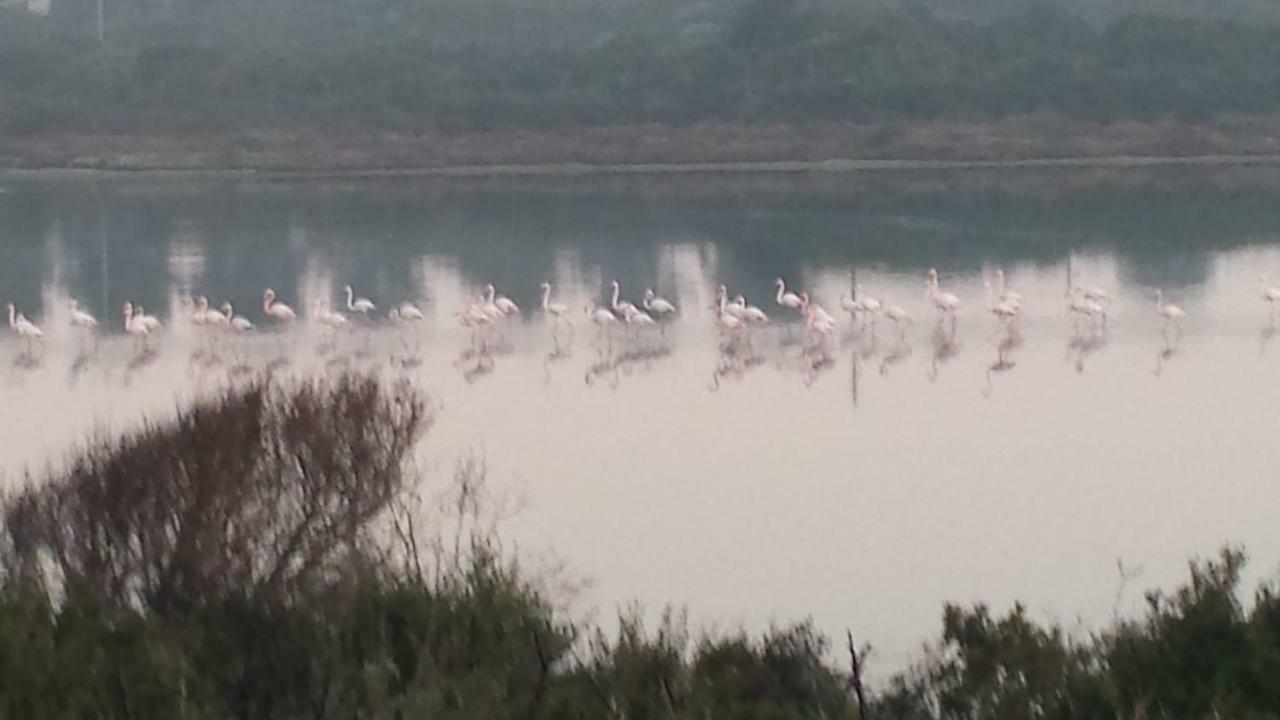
[
  {"left": 776, "top": 282, "right": 785, "bottom": 303},
  {"left": 224, "top": 304, "right": 234, "bottom": 320},
  {"left": 487, "top": 286, "right": 496, "bottom": 304},
  {"left": 346, "top": 287, "right": 355, "bottom": 310},
  {"left": 611, "top": 284, "right": 620, "bottom": 309},
  {"left": 263, "top": 295, "right": 273, "bottom": 313},
  {"left": 541, "top": 286, "right": 551, "bottom": 310}
]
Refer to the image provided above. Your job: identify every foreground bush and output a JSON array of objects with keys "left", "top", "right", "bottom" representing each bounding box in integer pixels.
[{"left": 0, "top": 373, "right": 1278, "bottom": 719}]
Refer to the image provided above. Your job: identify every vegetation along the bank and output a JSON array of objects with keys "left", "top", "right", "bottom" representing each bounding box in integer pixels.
[
  {"left": 7, "top": 0, "right": 1280, "bottom": 133},
  {"left": 1, "top": 373, "right": 1279, "bottom": 718}
]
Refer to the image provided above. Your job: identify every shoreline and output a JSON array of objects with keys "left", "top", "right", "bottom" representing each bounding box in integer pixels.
[
  {"left": 5, "top": 118, "right": 1280, "bottom": 181},
  {"left": 5, "top": 153, "right": 1280, "bottom": 182}
]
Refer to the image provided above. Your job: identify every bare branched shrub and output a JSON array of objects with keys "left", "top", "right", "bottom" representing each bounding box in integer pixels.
[{"left": 1, "top": 373, "right": 433, "bottom": 613}]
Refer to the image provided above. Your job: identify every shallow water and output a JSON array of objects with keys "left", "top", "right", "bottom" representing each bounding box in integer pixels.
[{"left": 2, "top": 169, "right": 1280, "bottom": 672}]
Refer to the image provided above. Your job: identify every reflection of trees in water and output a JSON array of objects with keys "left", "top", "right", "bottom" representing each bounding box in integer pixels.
[
  {"left": 982, "top": 329, "right": 1021, "bottom": 398},
  {"left": 585, "top": 328, "right": 672, "bottom": 391},
  {"left": 8, "top": 171, "right": 1280, "bottom": 324}
]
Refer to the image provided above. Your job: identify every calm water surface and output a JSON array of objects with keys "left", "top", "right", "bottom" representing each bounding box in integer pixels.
[{"left": 2, "top": 168, "right": 1280, "bottom": 672}]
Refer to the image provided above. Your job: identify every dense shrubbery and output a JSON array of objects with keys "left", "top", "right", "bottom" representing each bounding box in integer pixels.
[
  {"left": 2, "top": 0, "right": 1280, "bottom": 136},
  {"left": 1, "top": 373, "right": 1279, "bottom": 718}
]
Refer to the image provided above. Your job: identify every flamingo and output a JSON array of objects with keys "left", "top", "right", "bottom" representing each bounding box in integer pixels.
[
  {"left": 122, "top": 302, "right": 150, "bottom": 349},
  {"left": 133, "top": 306, "right": 162, "bottom": 332},
  {"left": 643, "top": 288, "right": 676, "bottom": 318},
  {"left": 984, "top": 280, "right": 1021, "bottom": 327},
  {"left": 222, "top": 302, "right": 254, "bottom": 332},
  {"left": 68, "top": 300, "right": 98, "bottom": 328},
  {"left": 314, "top": 302, "right": 349, "bottom": 329},
  {"left": 459, "top": 302, "right": 494, "bottom": 331},
  {"left": 775, "top": 278, "right": 804, "bottom": 311},
  {"left": 718, "top": 286, "right": 748, "bottom": 320},
  {"left": 344, "top": 285, "right": 377, "bottom": 316},
  {"left": 609, "top": 280, "right": 638, "bottom": 319},
  {"left": 854, "top": 284, "right": 881, "bottom": 316},
  {"left": 994, "top": 269, "right": 1022, "bottom": 308},
  {"left": 540, "top": 283, "right": 570, "bottom": 317},
  {"left": 1075, "top": 274, "right": 1110, "bottom": 306},
  {"left": 625, "top": 309, "right": 656, "bottom": 327},
  {"left": 390, "top": 302, "right": 425, "bottom": 321},
  {"left": 735, "top": 295, "right": 769, "bottom": 324},
  {"left": 1154, "top": 289, "right": 1185, "bottom": 332},
  {"left": 926, "top": 268, "right": 961, "bottom": 331},
  {"left": 799, "top": 293, "right": 836, "bottom": 327},
  {"left": 7, "top": 304, "right": 43, "bottom": 353},
  {"left": 196, "top": 297, "right": 228, "bottom": 326},
  {"left": 882, "top": 297, "right": 912, "bottom": 337},
  {"left": 312, "top": 299, "right": 348, "bottom": 327},
  {"left": 1065, "top": 287, "right": 1107, "bottom": 328},
  {"left": 586, "top": 303, "right": 619, "bottom": 328},
  {"left": 263, "top": 289, "right": 297, "bottom": 323},
  {"left": 586, "top": 302, "right": 620, "bottom": 349},
  {"left": 713, "top": 304, "right": 745, "bottom": 333},
  {"left": 485, "top": 285, "right": 520, "bottom": 317}
]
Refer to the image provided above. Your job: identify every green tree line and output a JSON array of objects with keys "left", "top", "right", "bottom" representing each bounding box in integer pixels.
[
  {"left": 2, "top": 373, "right": 1280, "bottom": 718},
  {"left": 2, "top": 0, "right": 1280, "bottom": 135}
]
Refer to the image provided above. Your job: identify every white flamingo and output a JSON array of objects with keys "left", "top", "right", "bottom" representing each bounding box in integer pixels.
[
  {"left": 625, "top": 309, "right": 656, "bottom": 327},
  {"left": 854, "top": 284, "right": 881, "bottom": 316},
  {"left": 609, "top": 280, "right": 638, "bottom": 320},
  {"left": 718, "top": 286, "right": 748, "bottom": 320},
  {"left": 7, "top": 304, "right": 43, "bottom": 353},
  {"left": 344, "top": 285, "right": 377, "bottom": 316},
  {"left": 775, "top": 278, "right": 804, "bottom": 311},
  {"left": 713, "top": 302, "right": 745, "bottom": 333},
  {"left": 222, "top": 302, "right": 254, "bottom": 332},
  {"left": 122, "top": 302, "right": 151, "bottom": 349},
  {"left": 263, "top": 289, "right": 297, "bottom": 323},
  {"left": 1154, "top": 289, "right": 1185, "bottom": 332},
  {"left": 984, "top": 280, "right": 1021, "bottom": 327},
  {"left": 485, "top": 285, "right": 520, "bottom": 317},
  {"left": 314, "top": 302, "right": 349, "bottom": 329},
  {"left": 736, "top": 295, "right": 769, "bottom": 324},
  {"left": 540, "top": 282, "right": 571, "bottom": 323},
  {"left": 995, "top": 269, "right": 1022, "bottom": 308},
  {"left": 133, "top": 306, "right": 162, "bottom": 332},
  {"left": 800, "top": 293, "right": 836, "bottom": 327},
  {"left": 196, "top": 296, "right": 228, "bottom": 326},
  {"left": 882, "top": 297, "right": 912, "bottom": 336},
  {"left": 478, "top": 287, "right": 506, "bottom": 321},
  {"left": 587, "top": 303, "right": 618, "bottom": 328},
  {"left": 926, "top": 268, "right": 961, "bottom": 323},
  {"left": 643, "top": 288, "right": 676, "bottom": 318},
  {"left": 1065, "top": 287, "right": 1107, "bottom": 328},
  {"left": 1075, "top": 274, "right": 1110, "bottom": 306},
  {"left": 68, "top": 300, "right": 98, "bottom": 328},
  {"left": 390, "top": 302, "right": 425, "bottom": 321},
  {"left": 804, "top": 302, "right": 836, "bottom": 338},
  {"left": 460, "top": 302, "right": 494, "bottom": 328}
]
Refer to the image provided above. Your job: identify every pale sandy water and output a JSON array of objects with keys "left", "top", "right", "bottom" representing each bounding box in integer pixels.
[{"left": 1, "top": 169, "right": 1279, "bottom": 673}]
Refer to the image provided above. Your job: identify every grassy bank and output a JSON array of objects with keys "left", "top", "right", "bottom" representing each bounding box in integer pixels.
[{"left": 5, "top": 117, "right": 1280, "bottom": 175}]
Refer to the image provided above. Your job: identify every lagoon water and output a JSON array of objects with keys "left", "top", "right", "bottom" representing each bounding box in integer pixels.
[{"left": 2, "top": 168, "right": 1280, "bottom": 673}]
